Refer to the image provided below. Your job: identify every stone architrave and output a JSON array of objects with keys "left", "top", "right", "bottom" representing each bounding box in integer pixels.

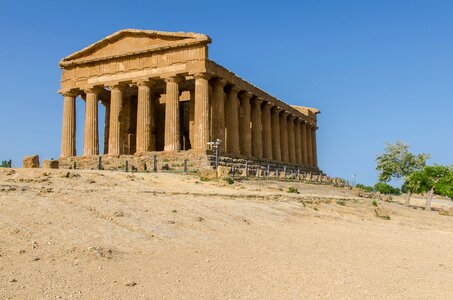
[
  {"left": 193, "top": 73, "right": 210, "bottom": 150},
  {"left": 287, "top": 115, "right": 296, "bottom": 164},
  {"left": 251, "top": 98, "right": 263, "bottom": 158},
  {"left": 294, "top": 118, "right": 302, "bottom": 165},
  {"left": 109, "top": 84, "right": 125, "bottom": 155},
  {"left": 164, "top": 76, "right": 181, "bottom": 151},
  {"left": 60, "top": 91, "right": 77, "bottom": 157},
  {"left": 83, "top": 87, "right": 101, "bottom": 156},
  {"left": 280, "top": 111, "right": 289, "bottom": 162},
  {"left": 239, "top": 92, "right": 253, "bottom": 157},
  {"left": 211, "top": 78, "right": 227, "bottom": 143},
  {"left": 262, "top": 102, "right": 273, "bottom": 160},
  {"left": 225, "top": 86, "right": 240, "bottom": 154},
  {"left": 271, "top": 107, "right": 281, "bottom": 161},
  {"left": 136, "top": 80, "right": 154, "bottom": 153}
]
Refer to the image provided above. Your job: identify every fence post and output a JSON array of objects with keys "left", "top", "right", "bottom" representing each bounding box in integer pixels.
[
  {"left": 276, "top": 169, "right": 279, "bottom": 180},
  {"left": 98, "top": 156, "right": 102, "bottom": 170},
  {"left": 184, "top": 159, "right": 188, "bottom": 174},
  {"left": 267, "top": 165, "right": 270, "bottom": 179},
  {"left": 125, "top": 160, "right": 129, "bottom": 172},
  {"left": 283, "top": 166, "right": 287, "bottom": 180},
  {"left": 245, "top": 161, "right": 249, "bottom": 178},
  {"left": 297, "top": 169, "right": 300, "bottom": 181},
  {"left": 73, "top": 161, "right": 77, "bottom": 170},
  {"left": 256, "top": 168, "right": 260, "bottom": 179},
  {"left": 232, "top": 164, "right": 235, "bottom": 179},
  {"left": 153, "top": 155, "right": 157, "bottom": 172}
]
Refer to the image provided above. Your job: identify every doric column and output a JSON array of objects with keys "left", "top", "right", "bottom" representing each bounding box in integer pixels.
[
  {"left": 306, "top": 122, "right": 313, "bottom": 166},
  {"left": 164, "top": 76, "right": 181, "bottom": 151},
  {"left": 83, "top": 88, "right": 100, "bottom": 156},
  {"left": 108, "top": 84, "right": 125, "bottom": 155},
  {"left": 60, "top": 91, "right": 77, "bottom": 157},
  {"left": 102, "top": 100, "right": 110, "bottom": 154},
  {"left": 280, "top": 111, "right": 289, "bottom": 162},
  {"left": 251, "top": 98, "right": 263, "bottom": 158},
  {"left": 288, "top": 115, "right": 296, "bottom": 164},
  {"left": 262, "top": 102, "right": 273, "bottom": 160},
  {"left": 294, "top": 118, "right": 302, "bottom": 165},
  {"left": 312, "top": 125, "right": 318, "bottom": 168},
  {"left": 189, "top": 89, "right": 195, "bottom": 148},
  {"left": 211, "top": 78, "right": 227, "bottom": 143},
  {"left": 239, "top": 92, "right": 252, "bottom": 157},
  {"left": 301, "top": 121, "right": 308, "bottom": 165},
  {"left": 193, "top": 73, "right": 210, "bottom": 150},
  {"left": 271, "top": 107, "right": 281, "bottom": 161},
  {"left": 136, "top": 80, "right": 154, "bottom": 153},
  {"left": 225, "top": 86, "right": 240, "bottom": 154}
]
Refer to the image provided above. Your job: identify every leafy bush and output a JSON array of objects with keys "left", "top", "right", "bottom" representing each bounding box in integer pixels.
[
  {"left": 0, "top": 160, "right": 12, "bottom": 168},
  {"left": 356, "top": 184, "right": 374, "bottom": 193},
  {"left": 224, "top": 176, "right": 234, "bottom": 185},
  {"left": 372, "top": 200, "right": 378, "bottom": 207},
  {"left": 336, "top": 200, "right": 346, "bottom": 206},
  {"left": 287, "top": 186, "right": 298, "bottom": 193},
  {"left": 199, "top": 176, "right": 210, "bottom": 182},
  {"left": 374, "top": 182, "right": 401, "bottom": 195}
]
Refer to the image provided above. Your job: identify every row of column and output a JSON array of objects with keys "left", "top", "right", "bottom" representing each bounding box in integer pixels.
[
  {"left": 210, "top": 78, "right": 318, "bottom": 167},
  {"left": 60, "top": 74, "right": 318, "bottom": 168}
]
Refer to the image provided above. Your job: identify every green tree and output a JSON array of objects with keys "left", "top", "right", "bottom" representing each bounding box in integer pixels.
[
  {"left": 406, "top": 165, "right": 452, "bottom": 210},
  {"left": 376, "top": 141, "right": 430, "bottom": 206},
  {"left": 356, "top": 183, "right": 374, "bottom": 193},
  {"left": 374, "top": 182, "right": 401, "bottom": 195},
  {"left": 0, "top": 160, "right": 12, "bottom": 168}
]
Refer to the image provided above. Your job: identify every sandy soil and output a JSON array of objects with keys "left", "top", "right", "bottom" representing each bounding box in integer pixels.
[{"left": 1, "top": 168, "right": 453, "bottom": 299}]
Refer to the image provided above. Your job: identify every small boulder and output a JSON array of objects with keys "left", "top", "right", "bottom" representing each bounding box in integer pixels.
[
  {"left": 439, "top": 207, "right": 453, "bottom": 216},
  {"left": 42, "top": 160, "right": 59, "bottom": 169},
  {"left": 200, "top": 168, "right": 217, "bottom": 179},
  {"left": 23, "top": 155, "right": 40, "bottom": 168},
  {"left": 375, "top": 206, "right": 390, "bottom": 220},
  {"left": 216, "top": 166, "right": 230, "bottom": 178}
]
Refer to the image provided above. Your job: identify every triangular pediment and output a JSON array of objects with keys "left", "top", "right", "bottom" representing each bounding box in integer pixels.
[{"left": 60, "top": 29, "right": 210, "bottom": 67}]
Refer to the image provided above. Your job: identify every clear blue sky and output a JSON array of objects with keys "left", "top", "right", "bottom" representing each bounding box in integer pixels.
[{"left": 0, "top": 0, "right": 452, "bottom": 185}]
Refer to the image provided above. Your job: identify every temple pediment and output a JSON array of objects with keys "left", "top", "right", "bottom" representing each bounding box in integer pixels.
[{"left": 60, "top": 29, "right": 210, "bottom": 67}]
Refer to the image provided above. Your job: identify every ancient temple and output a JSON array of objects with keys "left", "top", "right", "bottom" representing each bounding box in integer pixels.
[{"left": 58, "top": 29, "right": 320, "bottom": 171}]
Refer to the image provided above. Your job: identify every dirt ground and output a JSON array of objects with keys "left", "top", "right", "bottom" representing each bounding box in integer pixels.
[{"left": 1, "top": 168, "right": 452, "bottom": 299}]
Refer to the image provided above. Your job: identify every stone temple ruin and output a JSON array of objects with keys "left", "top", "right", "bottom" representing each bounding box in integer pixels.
[{"left": 58, "top": 29, "right": 322, "bottom": 174}]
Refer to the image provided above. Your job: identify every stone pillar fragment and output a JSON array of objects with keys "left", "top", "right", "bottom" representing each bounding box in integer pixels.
[
  {"left": 211, "top": 79, "right": 227, "bottom": 143},
  {"left": 301, "top": 121, "right": 308, "bottom": 165},
  {"left": 271, "top": 107, "right": 281, "bottom": 161},
  {"left": 294, "top": 119, "right": 302, "bottom": 165},
  {"left": 262, "top": 102, "right": 273, "bottom": 160},
  {"left": 164, "top": 76, "right": 181, "bottom": 151},
  {"left": 280, "top": 111, "right": 289, "bottom": 162},
  {"left": 136, "top": 80, "right": 154, "bottom": 153},
  {"left": 194, "top": 73, "right": 210, "bottom": 150},
  {"left": 225, "top": 86, "right": 240, "bottom": 154},
  {"left": 83, "top": 88, "right": 100, "bottom": 156},
  {"left": 251, "top": 98, "right": 263, "bottom": 158},
  {"left": 306, "top": 123, "right": 313, "bottom": 166},
  {"left": 108, "top": 84, "right": 125, "bottom": 155},
  {"left": 60, "top": 91, "right": 77, "bottom": 157},
  {"left": 239, "top": 92, "right": 252, "bottom": 157},
  {"left": 312, "top": 125, "right": 318, "bottom": 168},
  {"left": 288, "top": 115, "right": 296, "bottom": 164}
]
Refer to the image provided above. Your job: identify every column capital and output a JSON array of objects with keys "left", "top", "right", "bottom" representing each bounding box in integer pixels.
[
  {"left": 263, "top": 101, "right": 273, "bottom": 110},
  {"left": 84, "top": 87, "right": 103, "bottom": 95},
  {"left": 288, "top": 114, "right": 296, "bottom": 120},
  {"left": 253, "top": 98, "right": 263, "bottom": 105},
  {"left": 272, "top": 106, "right": 282, "bottom": 113},
  {"left": 59, "top": 90, "right": 78, "bottom": 97},
  {"left": 109, "top": 83, "right": 127, "bottom": 92},
  {"left": 228, "top": 85, "right": 241, "bottom": 94},
  {"left": 213, "top": 78, "right": 228, "bottom": 87},
  {"left": 136, "top": 80, "right": 155, "bottom": 88},
  {"left": 281, "top": 111, "right": 289, "bottom": 117},
  {"left": 295, "top": 117, "right": 303, "bottom": 124},
  {"left": 194, "top": 72, "right": 211, "bottom": 80},
  {"left": 164, "top": 75, "right": 183, "bottom": 84},
  {"left": 239, "top": 91, "right": 253, "bottom": 101}
]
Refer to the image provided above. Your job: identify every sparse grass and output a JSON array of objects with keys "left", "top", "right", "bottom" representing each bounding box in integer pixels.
[
  {"left": 336, "top": 200, "right": 346, "bottom": 206},
  {"left": 287, "top": 186, "right": 299, "bottom": 194},
  {"left": 172, "top": 209, "right": 177, "bottom": 213},
  {"left": 314, "top": 207, "right": 319, "bottom": 211},
  {"left": 162, "top": 159, "right": 169, "bottom": 162},
  {"left": 379, "top": 215, "right": 391, "bottom": 220},
  {"left": 372, "top": 200, "right": 378, "bottom": 207},
  {"left": 224, "top": 176, "right": 234, "bottom": 185},
  {"left": 199, "top": 176, "right": 210, "bottom": 182}
]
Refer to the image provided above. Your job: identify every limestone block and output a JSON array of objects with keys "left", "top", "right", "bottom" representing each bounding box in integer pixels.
[
  {"left": 439, "top": 207, "right": 453, "bottom": 216},
  {"left": 217, "top": 166, "right": 230, "bottom": 178},
  {"left": 23, "top": 155, "right": 40, "bottom": 168},
  {"left": 375, "top": 206, "right": 390, "bottom": 219},
  {"left": 43, "top": 160, "right": 59, "bottom": 169},
  {"left": 200, "top": 168, "right": 217, "bottom": 179}
]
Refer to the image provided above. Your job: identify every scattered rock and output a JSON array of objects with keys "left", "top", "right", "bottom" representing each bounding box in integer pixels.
[
  {"left": 167, "top": 220, "right": 176, "bottom": 224},
  {"left": 23, "top": 155, "right": 40, "bottom": 168},
  {"left": 19, "top": 249, "right": 25, "bottom": 254},
  {"left": 125, "top": 281, "right": 137, "bottom": 287},
  {"left": 32, "top": 257, "right": 40, "bottom": 261},
  {"left": 439, "top": 207, "right": 453, "bottom": 216},
  {"left": 42, "top": 160, "right": 59, "bottom": 169},
  {"left": 196, "top": 216, "right": 205, "bottom": 222},
  {"left": 161, "top": 163, "right": 170, "bottom": 170},
  {"left": 113, "top": 211, "right": 124, "bottom": 217},
  {"left": 375, "top": 206, "right": 390, "bottom": 220},
  {"left": 216, "top": 166, "right": 230, "bottom": 178},
  {"left": 10, "top": 279, "right": 17, "bottom": 283},
  {"left": 200, "top": 168, "right": 217, "bottom": 179}
]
